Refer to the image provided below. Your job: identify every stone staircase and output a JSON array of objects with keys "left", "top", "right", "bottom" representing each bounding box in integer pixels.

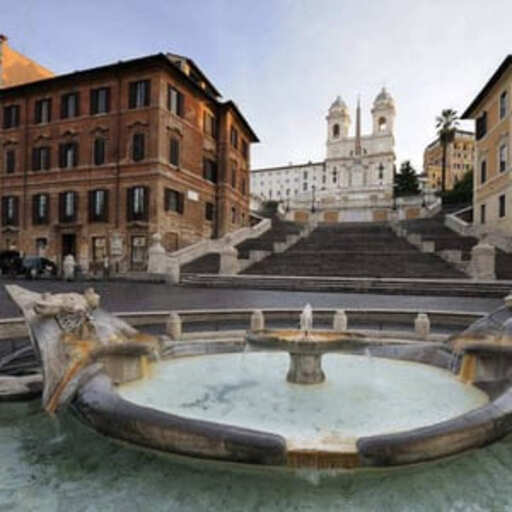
[
  {"left": 241, "top": 222, "right": 465, "bottom": 279},
  {"left": 181, "top": 216, "right": 304, "bottom": 274}
]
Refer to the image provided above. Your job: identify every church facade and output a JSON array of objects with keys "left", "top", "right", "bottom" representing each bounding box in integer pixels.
[{"left": 251, "top": 88, "right": 396, "bottom": 219}]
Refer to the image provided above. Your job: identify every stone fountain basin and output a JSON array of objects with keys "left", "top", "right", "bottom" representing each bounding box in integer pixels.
[{"left": 246, "top": 329, "right": 376, "bottom": 354}]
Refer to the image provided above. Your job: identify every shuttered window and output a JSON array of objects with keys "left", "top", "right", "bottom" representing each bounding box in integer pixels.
[
  {"left": 35, "top": 99, "right": 52, "bottom": 124},
  {"left": 60, "top": 93, "right": 80, "bottom": 119},
  {"left": 93, "top": 138, "right": 106, "bottom": 166},
  {"left": 59, "top": 191, "right": 78, "bottom": 223},
  {"left": 90, "top": 87, "right": 110, "bottom": 115},
  {"left": 168, "top": 86, "right": 184, "bottom": 116},
  {"left": 230, "top": 126, "right": 238, "bottom": 149},
  {"left": 203, "top": 158, "right": 217, "bottom": 183},
  {"left": 32, "top": 147, "right": 51, "bottom": 171},
  {"left": 169, "top": 137, "right": 180, "bottom": 166},
  {"left": 58, "top": 143, "right": 78, "bottom": 168},
  {"left": 129, "top": 80, "right": 151, "bottom": 109},
  {"left": 205, "top": 202, "right": 214, "bottom": 221},
  {"left": 5, "top": 150, "right": 15, "bottom": 174},
  {"left": 164, "top": 188, "right": 184, "bottom": 214},
  {"left": 3, "top": 105, "right": 20, "bottom": 129},
  {"left": 88, "top": 189, "right": 109, "bottom": 222},
  {"left": 1, "top": 196, "right": 19, "bottom": 226},
  {"left": 203, "top": 111, "right": 216, "bottom": 138},
  {"left": 127, "top": 186, "right": 149, "bottom": 221},
  {"left": 32, "top": 194, "right": 49, "bottom": 225},
  {"left": 132, "top": 133, "right": 145, "bottom": 161}
]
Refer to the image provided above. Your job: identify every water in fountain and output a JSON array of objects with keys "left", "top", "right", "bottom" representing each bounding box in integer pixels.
[{"left": 300, "top": 303, "right": 313, "bottom": 338}]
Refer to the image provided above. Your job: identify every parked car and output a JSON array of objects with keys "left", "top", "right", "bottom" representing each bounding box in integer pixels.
[
  {"left": 21, "top": 256, "right": 58, "bottom": 279},
  {"left": 0, "top": 250, "right": 22, "bottom": 276}
]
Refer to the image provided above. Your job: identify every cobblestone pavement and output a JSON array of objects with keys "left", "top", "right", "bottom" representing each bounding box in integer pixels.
[{"left": 0, "top": 278, "right": 504, "bottom": 319}]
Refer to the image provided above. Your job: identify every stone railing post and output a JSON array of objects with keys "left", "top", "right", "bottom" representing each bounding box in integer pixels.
[
  {"left": 166, "top": 312, "right": 182, "bottom": 340},
  {"left": 469, "top": 241, "right": 496, "bottom": 280},
  {"left": 333, "top": 309, "right": 348, "bottom": 332},
  {"left": 219, "top": 246, "right": 239, "bottom": 275},
  {"left": 166, "top": 256, "right": 180, "bottom": 284},
  {"left": 415, "top": 313, "right": 430, "bottom": 339},
  {"left": 147, "top": 233, "right": 167, "bottom": 274},
  {"left": 250, "top": 310, "right": 265, "bottom": 331}
]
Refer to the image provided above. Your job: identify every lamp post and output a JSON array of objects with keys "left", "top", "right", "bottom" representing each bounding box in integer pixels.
[{"left": 311, "top": 185, "right": 316, "bottom": 213}]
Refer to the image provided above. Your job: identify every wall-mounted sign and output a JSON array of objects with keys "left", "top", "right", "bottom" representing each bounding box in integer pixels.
[
  {"left": 187, "top": 190, "right": 199, "bottom": 201},
  {"left": 110, "top": 233, "right": 124, "bottom": 256}
]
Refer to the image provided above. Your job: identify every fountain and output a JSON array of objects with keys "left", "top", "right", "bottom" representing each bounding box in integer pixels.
[
  {"left": 6, "top": 284, "right": 512, "bottom": 475},
  {"left": 247, "top": 303, "right": 392, "bottom": 384}
]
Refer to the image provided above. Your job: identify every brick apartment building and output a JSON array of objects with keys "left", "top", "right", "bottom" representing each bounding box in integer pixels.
[
  {"left": 423, "top": 129, "right": 475, "bottom": 191},
  {"left": 0, "top": 39, "right": 258, "bottom": 272}
]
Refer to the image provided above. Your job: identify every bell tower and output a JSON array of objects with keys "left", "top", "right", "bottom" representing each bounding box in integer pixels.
[
  {"left": 326, "top": 96, "right": 350, "bottom": 142},
  {"left": 372, "top": 87, "right": 395, "bottom": 135}
]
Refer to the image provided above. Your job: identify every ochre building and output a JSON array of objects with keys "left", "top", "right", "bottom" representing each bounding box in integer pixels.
[
  {"left": 423, "top": 129, "right": 475, "bottom": 191},
  {"left": 462, "top": 55, "right": 512, "bottom": 236},
  {"left": 0, "top": 45, "right": 257, "bottom": 272}
]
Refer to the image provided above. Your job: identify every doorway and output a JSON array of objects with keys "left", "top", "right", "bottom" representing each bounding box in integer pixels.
[{"left": 61, "top": 234, "right": 76, "bottom": 258}]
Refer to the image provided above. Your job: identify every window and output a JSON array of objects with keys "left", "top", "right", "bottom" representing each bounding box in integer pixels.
[
  {"left": 90, "top": 87, "right": 110, "bottom": 115},
  {"left": 322, "top": 174, "right": 326, "bottom": 184},
  {"left": 231, "top": 162, "right": 237, "bottom": 188},
  {"left": 230, "top": 126, "right": 238, "bottom": 149},
  {"left": 168, "top": 86, "right": 184, "bottom": 116},
  {"left": 59, "top": 142, "right": 78, "bottom": 169},
  {"left": 60, "top": 93, "right": 80, "bottom": 118},
  {"left": 127, "top": 186, "right": 149, "bottom": 221},
  {"left": 89, "top": 189, "right": 109, "bottom": 222},
  {"left": 35, "top": 99, "right": 51, "bottom": 124},
  {"left": 32, "top": 194, "right": 49, "bottom": 225},
  {"left": 131, "top": 236, "right": 147, "bottom": 266},
  {"left": 332, "top": 170, "right": 337, "bottom": 183},
  {"left": 94, "top": 138, "right": 106, "bottom": 166},
  {"left": 5, "top": 149, "right": 15, "bottom": 174},
  {"left": 203, "top": 158, "right": 218, "bottom": 182},
  {"left": 303, "top": 171, "right": 308, "bottom": 180},
  {"left": 129, "top": 80, "right": 150, "bottom": 109},
  {"left": 333, "top": 124, "right": 340, "bottom": 138},
  {"left": 203, "top": 111, "right": 217, "bottom": 138},
  {"left": 164, "top": 188, "right": 184, "bottom": 214},
  {"left": 481, "top": 203, "right": 486, "bottom": 224},
  {"left": 92, "top": 237, "right": 107, "bottom": 262},
  {"left": 3, "top": 105, "right": 20, "bottom": 129},
  {"left": 242, "top": 139, "right": 248, "bottom": 159},
  {"left": 241, "top": 178, "right": 246, "bottom": 195},
  {"left": 205, "top": 202, "right": 214, "bottom": 221},
  {"left": 169, "top": 137, "right": 180, "bottom": 166},
  {"left": 59, "top": 191, "right": 78, "bottom": 223},
  {"left": 378, "top": 117, "right": 387, "bottom": 131},
  {"left": 378, "top": 163, "right": 384, "bottom": 180},
  {"left": 132, "top": 133, "right": 145, "bottom": 161},
  {"left": 231, "top": 206, "right": 237, "bottom": 223},
  {"left": 476, "top": 111, "right": 487, "bottom": 140},
  {"left": 36, "top": 238, "right": 47, "bottom": 256},
  {"left": 303, "top": 182, "right": 308, "bottom": 191},
  {"left": 499, "top": 144, "right": 507, "bottom": 173},
  {"left": 1, "top": 196, "right": 19, "bottom": 226},
  {"left": 32, "top": 147, "right": 51, "bottom": 171},
  {"left": 500, "top": 91, "right": 508, "bottom": 120},
  {"left": 500, "top": 194, "right": 506, "bottom": 218},
  {"left": 480, "top": 159, "right": 487, "bottom": 184}
]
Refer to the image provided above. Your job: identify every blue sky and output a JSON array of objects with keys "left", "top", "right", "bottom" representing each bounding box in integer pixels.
[{"left": 2, "top": 0, "right": 512, "bottom": 171}]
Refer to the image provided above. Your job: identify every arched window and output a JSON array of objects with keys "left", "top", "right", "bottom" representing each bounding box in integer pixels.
[
  {"left": 378, "top": 117, "right": 387, "bottom": 131},
  {"left": 378, "top": 163, "right": 384, "bottom": 180},
  {"left": 333, "top": 124, "right": 340, "bottom": 138}
]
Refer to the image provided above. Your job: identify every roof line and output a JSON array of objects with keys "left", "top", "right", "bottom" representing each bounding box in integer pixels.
[
  {"left": 461, "top": 55, "right": 512, "bottom": 118},
  {"left": 252, "top": 161, "right": 324, "bottom": 172}
]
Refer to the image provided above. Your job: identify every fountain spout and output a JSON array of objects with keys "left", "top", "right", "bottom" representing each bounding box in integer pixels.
[{"left": 300, "top": 304, "right": 313, "bottom": 338}]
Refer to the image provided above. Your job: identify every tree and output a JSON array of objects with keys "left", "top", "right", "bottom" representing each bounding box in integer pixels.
[
  {"left": 394, "top": 160, "right": 420, "bottom": 197},
  {"left": 440, "top": 168, "right": 473, "bottom": 205},
  {"left": 435, "top": 109, "right": 459, "bottom": 193}
]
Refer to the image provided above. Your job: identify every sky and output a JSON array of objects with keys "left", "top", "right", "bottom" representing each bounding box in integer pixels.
[{"left": 2, "top": 0, "right": 512, "bottom": 172}]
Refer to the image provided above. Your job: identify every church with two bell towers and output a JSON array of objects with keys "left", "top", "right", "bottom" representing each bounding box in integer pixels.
[{"left": 251, "top": 88, "right": 397, "bottom": 218}]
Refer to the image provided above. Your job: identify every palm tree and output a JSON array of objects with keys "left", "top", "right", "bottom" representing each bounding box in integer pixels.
[{"left": 435, "top": 109, "right": 459, "bottom": 193}]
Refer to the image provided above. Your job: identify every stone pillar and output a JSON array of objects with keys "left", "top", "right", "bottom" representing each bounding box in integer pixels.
[
  {"left": 469, "top": 241, "right": 496, "bottom": 280},
  {"left": 415, "top": 313, "right": 430, "bottom": 339},
  {"left": 421, "top": 240, "right": 435, "bottom": 253},
  {"left": 166, "top": 312, "right": 182, "bottom": 340},
  {"left": 250, "top": 310, "right": 265, "bottom": 331},
  {"left": 287, "top": 353, "right": 325, "bottom": 385},
  {"left": 219, "top": 246, "right": 239, "bottom": 275},
  {"left": 147, "top": 233, "right": 167, "bottom": 274},
  {"left": 166, "top": 257, "right": 180, "bottom": 284},
  {"left": 333, "top": 309, "right": 348, "bottom": 332}
]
